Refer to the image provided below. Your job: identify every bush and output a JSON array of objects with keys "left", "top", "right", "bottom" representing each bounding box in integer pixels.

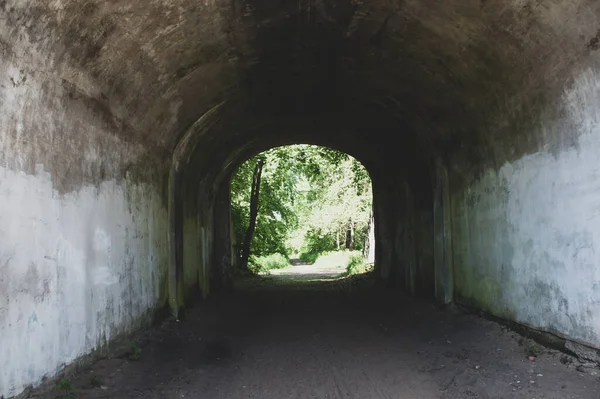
[
  {"left": 300, "top": 229, "right": 336, "bottom": 256},
  {"left": 298, "top": 229, "right": 338, "bottom": 264},
  {"left": 298, "top": 251, "right": 320, "bottom": 264},
  {"left": 248, "top": 253, "right": 290, "bottom": 274},
  {"left": 345, "top": 254, "right": 373, "bottom": 276}
]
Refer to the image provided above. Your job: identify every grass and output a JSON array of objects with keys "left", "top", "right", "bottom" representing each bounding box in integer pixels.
[
  {"left": 247, "top": 250, "right": 374, "bottom": 280},
  {"left": 56, "top": 379, "right": 76, "bottom": 399},
  {"left": 296, "top": 250, "right": 374, "bottom": 276},
  {"left": 345, "top": 254, "right": 373, "bottom": 276},
  {"left": 249, "top": 253, "right": 290, "bottom": 274}
]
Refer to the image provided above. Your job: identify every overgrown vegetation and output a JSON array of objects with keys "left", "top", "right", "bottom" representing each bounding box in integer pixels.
[
  {"left": 345, "top": 254, "right": 373, "bottom": 276},
  {"left": 298, "top": 250, "right": 320, "bottom": 264},
  {"left": 249, "top": 253, "right": 290, "bottom": 274},
  {"left": 231, "top": 145, "right": 373, "bottom": 273}
]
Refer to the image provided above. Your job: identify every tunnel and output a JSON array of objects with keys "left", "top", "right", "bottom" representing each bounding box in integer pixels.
[{"left": 2, "top": 0, "right": 600, "bottom": 397}]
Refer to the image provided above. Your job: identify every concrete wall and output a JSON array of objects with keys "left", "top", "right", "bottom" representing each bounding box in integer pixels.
[
  {"left": 0, "top": 51, "right": 170, "bottom": 398},
  {"left": 181, "top": 181, "right": 213, "bottom": 302},
  {"left": 0, "top": 168, "right": 169, "bottom": 398},
  {"left": 452, "top": 69, "right": 600, "bottom": 349},
  {"left": 373, "top": 170, "right": 435, "bottom": 297},
  {"left": 415, "top": 210, "right": 434, "bottom": 298}
]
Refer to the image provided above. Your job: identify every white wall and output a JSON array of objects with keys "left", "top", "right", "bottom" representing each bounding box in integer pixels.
[
  {"left": 0, "top": 166, "right": 169, "bottom": 398},
  {"left": 452, "top": 69, "right": 600, "bottom": 349},
  {"left": 0, "top": 44, "right": 170, "bottom": 396}
]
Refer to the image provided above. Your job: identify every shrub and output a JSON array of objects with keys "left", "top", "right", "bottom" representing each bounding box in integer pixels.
[
  {"left": 300, "top": 228, "right": 336, "bottom": 258},
  {"left": 345, "top": 254, "right": 373, "bottom": 276},
  {"left": 249, "top": 253, "right": 290, "bottom": 274},
  {"left": 298, "top": 251, "right": 320, "bottom": 264}
]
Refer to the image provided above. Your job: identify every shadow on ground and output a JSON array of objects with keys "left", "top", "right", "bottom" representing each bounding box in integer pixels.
[{"left": 39, "top": 271, "right": 600, "bottom": 399}]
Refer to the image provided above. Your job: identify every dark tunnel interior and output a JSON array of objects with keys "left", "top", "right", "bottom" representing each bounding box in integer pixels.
[{"left": 2, "top": 0, "right": 600, "bottom": 397}]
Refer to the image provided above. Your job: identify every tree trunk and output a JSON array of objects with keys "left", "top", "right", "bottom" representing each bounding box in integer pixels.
[
  {"left": 363, "top": 210, "right": 374, "bottom": 262},
  {"left": 240, "top": 158, "right": 265, "bottom": 272},
  {"left": 345, "top": 218, "right": 353, "bottom": 249}
]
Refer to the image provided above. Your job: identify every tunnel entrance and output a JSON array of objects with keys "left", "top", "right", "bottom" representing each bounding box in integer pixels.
[
  {"left": 229, "top": 144, "right": 375, "bottom": 282},
  {"left": 7, "top": 1, "right": 600, "bottom": 395}
]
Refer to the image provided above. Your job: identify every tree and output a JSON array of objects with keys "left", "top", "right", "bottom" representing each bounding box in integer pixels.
[
  {"left": 230, "top": 145, "right": 373, "bottom": 272},
  {"left": 231, "top": 147, "right": 301, "bottom": 261},
  {"left": 239, "top": 157, "right": 265, "bottom": 272},
  {"left": 298, "top": 156, "right": 372, "bottom": 256}
]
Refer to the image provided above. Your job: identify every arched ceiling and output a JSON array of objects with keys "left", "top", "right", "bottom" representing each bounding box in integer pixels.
[{"left": 4, "top": 0, "right": 600, "bottom": 176}]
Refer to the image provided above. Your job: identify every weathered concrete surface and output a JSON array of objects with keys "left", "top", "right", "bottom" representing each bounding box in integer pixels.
[
  {"left": 0, "top": 15, "right": 171, "bottom": 397},
  {"left": 182, "top": 183, "right": 213, "bottom": 300},
  {"left": 0, "top": 168, "right": 169, "bottom": 398},
  {"left": 453, "top": 69, "right": 600, "bottom": 350}
]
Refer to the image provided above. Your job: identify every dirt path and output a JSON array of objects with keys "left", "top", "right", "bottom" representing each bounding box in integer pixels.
[
  {"left": 263, "top": 259, "right": 346, "bottom": 281},
  {"left": 39, "top": 270, "right": 600, "bottom": 399}
]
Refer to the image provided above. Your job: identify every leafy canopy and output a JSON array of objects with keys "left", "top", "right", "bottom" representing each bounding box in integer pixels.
[{"left": 231, "top": 145, "right": 372, "bottom": 268}]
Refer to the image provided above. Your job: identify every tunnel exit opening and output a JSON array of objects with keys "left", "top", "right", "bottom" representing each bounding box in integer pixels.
[{"left": 228, "top": 144, "right": 375, "bottom": 282}]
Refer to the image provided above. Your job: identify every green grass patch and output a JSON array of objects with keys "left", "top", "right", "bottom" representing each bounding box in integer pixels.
[
  {"left": 345, "top": 254, "right": 373, "bottom": 276},
  {"left": 56, "top": 379, "right": 76, "bottom": 399},
  {"left": 249, "top": 253, "right": 290, "bottom": 274}
]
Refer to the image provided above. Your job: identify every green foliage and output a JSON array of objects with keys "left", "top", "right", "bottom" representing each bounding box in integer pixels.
[
  {"left": 231, "top": 145, "right": 373, "bottom": 273},
  {"left": 231, "top": 147, "right": 302, "bottom": 259},
  {"left": 56, "top": 379, "right": 76, "bottom": 399},
  {"left": 299, "top": 228, "right": 336, "bottom": 261},
  {"left": 345, "top": 254, "right": 373, "bottom": 276},
  {"left": 298, "top": 152, "right": 372, "bottom": 254},
  {"left": 128, "top": 342, "right": 142, "bottom": 360},
  {"left": 298, "top": 251, "right": 319, "bottom": 264},
  {"left": 249, "top": 253, "right": 290, "bottom": 274}
]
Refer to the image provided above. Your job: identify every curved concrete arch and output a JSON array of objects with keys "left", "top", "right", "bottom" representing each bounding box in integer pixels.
[{"left": 171, "top": 116, "right": 437, "bottom": 309}]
